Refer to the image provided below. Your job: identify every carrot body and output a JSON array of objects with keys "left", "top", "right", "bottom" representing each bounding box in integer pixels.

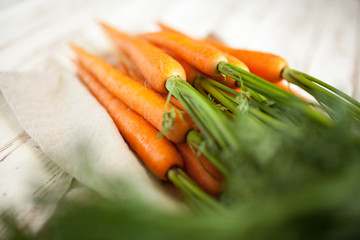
[
  {"left": 176, "top": 143, "right": 223, "bottom": 196},
  {"left": 100, "top": 23, "right": 186, "bottom": 94},
  {"left": 116, "top": 51, "right": 187, "bottom": 111},
  {"left": 76, "top": 64, "right": 183, "bottom": 180},
  {"left": 116, "top": 60, "right": 131, "bottom": 77},
  {"left": 157, "top": 23, "right": 249, "bottom": 87},
  {"left": 159, "top": 47, "right": 200, "bottom": 86},
  {"left": 141, "top": 31, "right": 228, "bottom": 77},
  {"left": 116, "top": 51, "right": 147, "bottom": 85},
  {"left": 117, "top": 57, "right": 148, "bottom": 86},
  {"left": 157, "top": 22, "right": 186, "bottom": 37},
  {"left": 203, "top": 39, "right": 289, "bottom": 83},
  {"left": 71, "top": 44, "right": 193, "bottom": 143}
]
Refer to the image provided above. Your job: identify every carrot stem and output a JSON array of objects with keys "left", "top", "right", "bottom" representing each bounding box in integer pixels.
[
  {"left": 165, "top": 76, "right": 238, "bottom": 152},
  {"left": 167, "top": 168, "right": 225, "bottom": 213},
  {"left": 208, "top": 78, "right": 296, "bottom": 125},
  {"left": 283, "top": 68, "right": 360, "bottom": 109},
  {"left": 217, "top": 62, "right": 332, "bottom": 127},
  {"left": 166, "top": 168, "right": 203, "bottom": 212},
  {"left": 186, "top": 130, "right": 229, "bottom": 177},
  {"left": 282, "top": 68, "right": 360, "bottom": 122},
  {"left": 197, "top": 78, "right": 240, "bottom": 114},
  {"left": 195, "top": 78, "right": 291, "bottom": 132}
]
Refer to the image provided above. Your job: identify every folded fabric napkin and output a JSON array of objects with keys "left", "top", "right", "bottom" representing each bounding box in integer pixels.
[{"left": 0, "top": 69, "right": 183, "bottom": 232}]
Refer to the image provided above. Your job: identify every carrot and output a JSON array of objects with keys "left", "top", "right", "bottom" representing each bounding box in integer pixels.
[
  {"left": 76, "top": 63, "right": 225, "bottom": 210},
  {"left": 116, "top": 51, "right": 187, "bottom": 112},
  {"left": 70, "top": 44, "right": 193, "bottom": 143},
  {"left": 116, "top": 55, "right": 149, "bottom": 87},
  {"left": 116, "top": 51, "right": 147, "bottom": 85},
  {"left": 157, "top": 22, "right": 249, "bottom": 88},
  {"left": 150, "top": 24, "right": 345, "bottom": 126},
  {"left": 116, "top": 59, "right": 130, "bottom": 77},
  {"left": 141, "top": 31, "right": 228, "bottom": 77},
  {"left": 99, "top": 23, "right": 238, "bottom": 153},
  {"left": 176, "top": 143, "right": 223, "bottom": 196},
  {"left": 159, "top": 47, "right": 201, "bottom": 86},
  {"left": 204, "top": 38, "right": 360, "bottom": 119},
  {"left": 157, "top": 22, "right": 186, "bottom": 37},
  {"left": 100, "top": 22, "right": 186, "bottom": 94},
  {"left": 76, "top": 63, "right": 183, "bottom": 180},
  {"left": 141, "top": 28, "right": 330, "bottom": 127},
  {"left": 202, "top": 39, "right": 288, "bottom": 83}
]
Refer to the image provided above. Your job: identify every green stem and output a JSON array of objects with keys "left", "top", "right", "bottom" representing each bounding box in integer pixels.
[
  {"left": 168, "top": 170, "right": 203, "bottom": 212},
  {"left": 202, "top": 77, "right": 240, "bottom": 96},
  {"left": 217, "top": 62, "right": 332, "bottom": 127},
  {"left": 197, "top": 79, "right": 240, "bottom": 114},
  {"left": 248, "top": 108, "right": 291, "bottom": 132},
  {"left": 196, "top": 78, "right": 291, "bottom": 132},
  {"left": 283, "top": 68, "right": 360, "bottom": 109},
  {"left": 167, "top": 168, "right": 225, "bottom": 213},
  {"left": 186, "top": 130, "right": 230, "bottom": 177},
  {"left": 282, "top": 68, "right": 360, "bottom": 120},
  {"left": 165, "top": 76, "right": 238, "bottom": 151}
]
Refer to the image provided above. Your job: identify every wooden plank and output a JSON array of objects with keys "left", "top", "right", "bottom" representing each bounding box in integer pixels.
[
  {"left": 305, "top": 0, "right": 359, "bottom": 95},
  {"left": 203, "top": 0, "right": 359, "bottom": 97},
  {"left": 0, "top": 0, "right": 150, "bottom": 70},
  {"left": 0, "top": 93, "right": 25, "bottom": 146},
  {"left": 0, "top": 0, "right": 85, "bottom": 49}
]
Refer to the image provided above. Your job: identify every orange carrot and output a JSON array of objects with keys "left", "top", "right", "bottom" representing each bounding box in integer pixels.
[
  {"left": 116, "top": 51, "right": 147, "bottom": 85},
  {"left": 176, "top": 143, "right": 223, "bottom": 196},
  {"left": 117, "top": 56, "right": 148, "bottom": 86},
  {"left": 76, "top": 63, "right": 183, "bottom": 180},
  {"left": 100, "top": 24, "right": 238, "bottom": 152},
  {"left": 159, "top": 47, "right": 201, "bottom": 86},
  {"left": 141, "top": 31, "right": 228, "bottom": 77},
  {"left": 71, "top": 44, "right": 193, "bottom": 143},
  {"left": 157, "top": 22, "right": 186, "bottom": 37},
  {"left": 116, "top": 51, "right": 187, "bottom": 111},
  {"left": 100, "top": 22, "right": 186, "bottom": 94},
  {"left": 157, "top": 22, "right": 249, "bottom": 88},
  {"left": 116, "top": 60, "right": 130, "bottom": 77},
  {"left": 202, "top": 39, "right": 289, "bottom": 83}
]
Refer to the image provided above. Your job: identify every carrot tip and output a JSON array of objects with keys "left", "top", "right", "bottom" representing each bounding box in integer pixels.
[
  {"left": 68, "top": 43, "right": 82, "bottom": 54},
  {"left": 98, "top": 20, "right": 108, "bottom": 29},
  {"left": 98, "top": 21, "right": 116, "bottom": 33}
]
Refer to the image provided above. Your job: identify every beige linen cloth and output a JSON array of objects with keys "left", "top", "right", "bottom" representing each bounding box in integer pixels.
[{"left": 0, "top": 57, "right": 182, "bottom": 237}]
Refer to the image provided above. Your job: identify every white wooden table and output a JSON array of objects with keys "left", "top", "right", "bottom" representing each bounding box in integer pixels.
[{"left": 0, "top": 0, "right": 359, "bottom": 234}]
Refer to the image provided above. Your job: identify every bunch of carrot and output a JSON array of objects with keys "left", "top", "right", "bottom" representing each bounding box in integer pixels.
[{"left": 71, "top": 22, "right": 360, "bottom": 210}]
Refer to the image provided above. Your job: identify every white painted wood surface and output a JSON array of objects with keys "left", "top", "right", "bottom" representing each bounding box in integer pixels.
[{"left": 0, "top": 0, "right": 359, "bottom": 234}]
